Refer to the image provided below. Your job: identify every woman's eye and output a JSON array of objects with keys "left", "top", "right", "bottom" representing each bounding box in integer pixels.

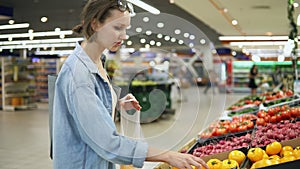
[{"left": 114, "top": 26, "right": 123, "bottom": 31}]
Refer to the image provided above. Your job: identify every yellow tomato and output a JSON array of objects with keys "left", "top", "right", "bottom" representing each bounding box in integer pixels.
[
  {"left": 228, "top": 150, "right": 246, "bottom": 165},
  {"left": 207, "top": 159, "right": 222, "bottom": 169},
  {"left": 247, "top": 148, "right": 264, "bottom": 162},
  {"left": 281, "top": 150, "right": 294, "bottom": 158},
  {"left": 294, "top": 149, "right": 300, "bottom": 159},
  {"left": 262, "top": 150, "right": 269, "bottom": 159},
  {"left": 221, "top": 159, "right": 239, "bottom": 169},
  {"left": 266, "top": 141, "right": 282, "bottom": 156},
  {"left": 268, "top": 155, "right": 280, "bottom": 161},
  {"left": 280, "top": 156, "right": 296, "bottom": 163},
  {"left": 280, "top": 146, "right": 294, "bottom": 157},
  {"left": 252, "top": 159, "right": 277, "bottom": 168}
]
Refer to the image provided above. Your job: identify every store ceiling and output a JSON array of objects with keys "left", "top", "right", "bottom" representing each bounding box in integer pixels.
[{"left": 0, "top": 0, "right": 298, "bottom": 53}]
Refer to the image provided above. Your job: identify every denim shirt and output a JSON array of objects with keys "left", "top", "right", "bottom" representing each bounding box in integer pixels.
[{"left": 53, "top": 42, "right": 148, "bottom": 169}]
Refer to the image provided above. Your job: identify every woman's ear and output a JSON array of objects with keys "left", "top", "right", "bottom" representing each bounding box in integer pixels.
[{"left": 91, "top": 18, "right": 99, "bottom": 31}]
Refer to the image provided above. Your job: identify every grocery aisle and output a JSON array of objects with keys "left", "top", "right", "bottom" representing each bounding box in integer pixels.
[{"left": 0, "top": 86, "right": 247, "bottom": 169}]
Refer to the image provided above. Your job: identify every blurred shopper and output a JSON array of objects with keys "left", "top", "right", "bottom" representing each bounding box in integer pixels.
[
  {"left": 248, "top": 65, "right": 259, "bottom": 95},
  {"left": 204, "top": 70, "right": 218, "bottom": 94},
  {"left": 52, "top": 0, "right": 208, "bottom": 169}
]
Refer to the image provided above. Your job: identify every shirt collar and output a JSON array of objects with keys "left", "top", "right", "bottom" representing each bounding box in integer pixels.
[{"left": 73, "top": 41, "right": 100, "bottom": 74}]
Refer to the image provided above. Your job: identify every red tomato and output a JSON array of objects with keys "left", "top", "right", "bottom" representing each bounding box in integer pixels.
[
  {"left": 264, "top": 115, "right": 271, "bottom": 123},
  {"left": 276, "top": 113, "right": 282, "bottom": 122},
  {"left": 257, "top": 110, "right": 267, "bottom": 118},
  {"left": 228, "top": 123, "right": 237, "bottom": 133},
  {"left": 270, "top": 116, "right": 277, "bottom": 123},
  {"left": 200, "top": 132, "right": 212, "bottom": 138},
  {"left": 216, "top": 128, "right": 227, "bottom": 136},
  {"left": 237, "top": 125, "right": 247, "bottom": 132},
  {"left": 256, "top": 118, "right": 266, "bottom": 126},
  {"left": 246, "top": 120, "right": 254, "bottom": 129},
  {"left": 281, "top": 110, "right": 291, "bottom": 120},
  {"left": 274, "top": 106, "right": 281, "bottom": 113},
  {"left": 286, "top": 89, "right": 294, "bottom": 96},
  {"left": 267, "top": 108, "right": 276, "bottom": 116}
]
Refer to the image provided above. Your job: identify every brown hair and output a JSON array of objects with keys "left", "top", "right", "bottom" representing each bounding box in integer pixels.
[{"left": 72, "top": 0, "right": 123, "bottom": 40}]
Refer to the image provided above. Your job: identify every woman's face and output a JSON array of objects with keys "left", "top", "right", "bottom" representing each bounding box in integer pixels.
[{"left": 92, "top": 9, "right": 131, "bottom": 51}]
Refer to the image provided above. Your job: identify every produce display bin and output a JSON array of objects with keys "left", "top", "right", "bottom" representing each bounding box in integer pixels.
[{"left": 241, "top": 137, "right": 300, "bottom": 169}]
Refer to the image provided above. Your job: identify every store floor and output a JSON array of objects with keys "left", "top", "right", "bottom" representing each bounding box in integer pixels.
[{"left": 0, "top": 86, "right": 247, "bottom": 169}]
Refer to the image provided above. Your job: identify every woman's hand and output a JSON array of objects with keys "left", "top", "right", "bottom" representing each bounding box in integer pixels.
[
  {"left": 119, "top": 93, "right": 141, "bottom": 111},
  {"left": 165, "top": 151, "right": 209, "bottom": 169}
]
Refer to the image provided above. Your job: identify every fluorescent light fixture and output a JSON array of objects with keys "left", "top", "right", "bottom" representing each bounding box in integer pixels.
[
  {"left": 0, "top": 23, "right": 30, "bottom": 30},
  {"left": 230, "top": 41, "right": 288, "bottom": 46},
  {"left": 0, "top": 37, "right": 84, "bottom": 45},
  {"left": 0, "top": 30, "right": 73, "bottom": 39},
  {"left": 0, "top": 43, "right": 76, "bottom": 50},
  {"left": 35, "top": 50, "right": 74, "bottom": 56},
  {"left": 219, "top": 36, "right": 289, "bottom": 41},
  {"left": 127, "top": 0, "right": 160, "bottom": 15}
]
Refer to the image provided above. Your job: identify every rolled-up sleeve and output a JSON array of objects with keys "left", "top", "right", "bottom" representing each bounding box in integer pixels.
[{"left": 69, "top": 80, "right": 148, "bottom": 168}]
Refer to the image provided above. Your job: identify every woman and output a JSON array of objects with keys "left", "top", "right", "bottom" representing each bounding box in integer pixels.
[
  {"left": 52, "top": 0, "right": 208, "bottom": 169},
  {"left": 248, "top": 65, "right": 258, "bottom": 95}
]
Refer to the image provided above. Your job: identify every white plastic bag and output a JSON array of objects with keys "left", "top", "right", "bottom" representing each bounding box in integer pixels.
[
  {"left": 119, "top": 102, "right": 144, "bottom": 169},
  {"left": 120, "top": 104, "right": 143, "bottom": 140}
]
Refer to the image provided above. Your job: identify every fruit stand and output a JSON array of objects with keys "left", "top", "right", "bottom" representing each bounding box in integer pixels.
[{"left": 155, "top": 89, "right": 300, "bottom": 169}]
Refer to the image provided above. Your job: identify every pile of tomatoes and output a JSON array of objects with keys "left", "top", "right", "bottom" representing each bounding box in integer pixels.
[
  {"left": 248, "top": 141, "right": 300, "bottom": 169},
  {"left": 256, "top": 105, "right": 300, "bottom": 126},
  {"left": 199, "top": 114, "right": 257, "bottom": 139}
]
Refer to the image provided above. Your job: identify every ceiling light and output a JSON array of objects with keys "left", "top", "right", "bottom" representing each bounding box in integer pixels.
[
  {"left": 171, "top": 38, "right": 176, "bottom": 42},
  {"left": 28, "top": 29, "right": 34, "bottom": 33},
  {"left": 252, "top": 55, "right": 261, "bottom": 62},
  {"left": 189, "top": 43, "right": 194, "bottom": 48},
  {"left": 143, "top": 17, "right": 150, "bottom": 22},
  {"left": 0, "top": 38, "right": 83, "bottom": 45},
  {"left": 0, "top": 23, "right": 30, "bottom": 30},
  {"left": 169, "top": 0, "right": 175, "bottom": 4},
  {"left": 0, "top": 43, "right": 76, "bottom": 50},
  {"left": 156, "top": 42, "right": 162, "bottom": 46},
  {"left": 200, "top": 39, "right": 206, "bottom": 44},
  {"left": 297, "top": 14, "right": 300, "bottom": 26},
  {"left": 231, "top": 20, "right": 238, "bottom": 25},
  {"left": 294, "top": 2, "right": 299, "bottom": 8},
  {"left": 35, "top": 50, "right": 74, "bottom": 56},
  {"left": 59, "top": 34, "right": 65, "bottom": 39},
  {"left": 127, "top": 41, "right": 133, "bottom": 45},
  {"left": 145, "top": 44, "right": 150, "bottom": 48},
  {"left": 41, "top": 16, "right": 48, "bottom": 23},
  {"left": 150, "top": 40, "right": 155, "bottom": 45},
  {"left": 140, "top": 38, "right": 146, "bottom": 43},
  {"left": 164, "top": 36, "right": 170, "bottom": 41},
  {"left": 145, "top": 30, "right": 152, "bottom": 35},
  {"left": 189, "top": 35, "right": 195, "bottom": 40},
  {"left": 174, "top": 29, "right": 181, "bottom": 34},
  {"left": 127, "top": 0, "right": 160, "bottom": 15},
  {"left": 55, "top": 28, "right": 61, "bottom": 32},
  {"left": 223, "top": 8, "right": 228, "bottom": 13},
  {"left": 219, "top": 36, "right": 289, "bottom": 41},
  {"left": 135, "top": 27, "right": 142, "bottom": 33},
  {"left": 178, "top": 40, "right": 184, "bottom": 44},
  {"left": 183, "top": 33, "right": 189, "bottom": 38},
  {"left": 157, "top": 34, "right": 163, "bottom": 38},
  {"left": 8, "top": 20, "right": 15, "bottom": 24},
  {"left": 157, "top": 22, "right": 164, "bottom": 28},
  {"left": 0, "top": 30, "right": 73, "bottom": 39}
]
